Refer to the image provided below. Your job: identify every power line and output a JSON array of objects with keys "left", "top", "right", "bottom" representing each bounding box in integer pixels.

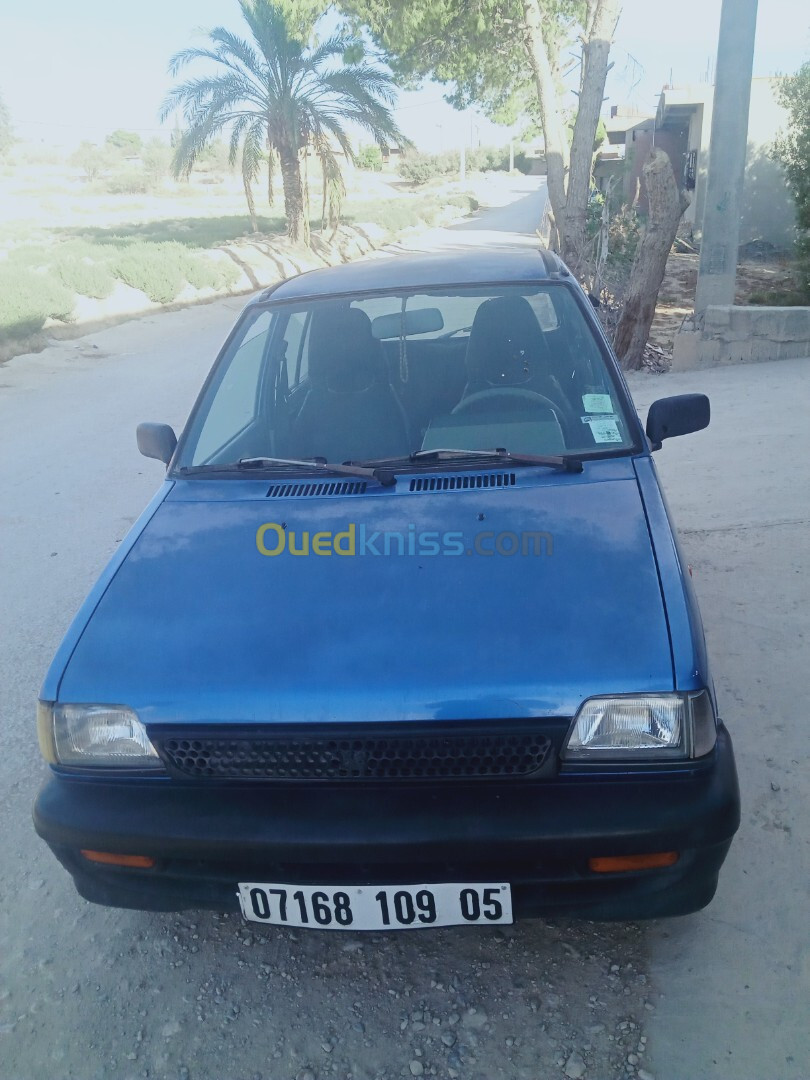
[{"left": 14, "top": 119, "right": 169, "bottom": 132}]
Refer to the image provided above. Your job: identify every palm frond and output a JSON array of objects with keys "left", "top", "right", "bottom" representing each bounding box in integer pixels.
[
  {"left": 307, "top": 31, "right": 357, "bottom": 68},
  {"left": 207, "top": 28, "right": 263, "bottom": 77},
  {"left": 313, "top": 132, "right": 345, "bottom": 234}
]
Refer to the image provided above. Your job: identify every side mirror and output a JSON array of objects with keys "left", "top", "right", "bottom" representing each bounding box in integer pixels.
[
  {"left": 646, "top": 394, "right": 710, "bottom": 450},
  {"left": 137, "top": 422, "right": 177, "bottom": 465}
]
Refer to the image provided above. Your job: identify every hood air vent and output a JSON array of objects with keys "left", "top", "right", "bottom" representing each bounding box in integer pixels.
[
  {"left": 409, "top": 472, "right": 516, "bottom": 493},
  {"left": 266, "top": 480, "right": 367, "bottom": 498}
]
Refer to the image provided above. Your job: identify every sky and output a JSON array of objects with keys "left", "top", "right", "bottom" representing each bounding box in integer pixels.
[{"left": 0, "top": 0, "right": 808, "bottom": 153}]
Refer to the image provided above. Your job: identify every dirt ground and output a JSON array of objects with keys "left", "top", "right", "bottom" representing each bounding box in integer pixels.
[{"left": 648, "top": 251, "right": 799, "bottom": 355}]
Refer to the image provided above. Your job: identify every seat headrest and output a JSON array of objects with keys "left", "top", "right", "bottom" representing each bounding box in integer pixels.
[
  {"left": 307, "top": 305, "right": 382, "bottom": 392},
  {"left": 465, "top": 295, "right": 548, "bottom": 388}
]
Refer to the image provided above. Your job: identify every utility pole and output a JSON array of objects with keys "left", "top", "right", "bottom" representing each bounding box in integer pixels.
[
  {"left": 509, "top": 139, "right": 515, "bottom": 172},
  {"left": 694, "top": 0, "right": 758, "bottom": 316},
  {"left": 460, "top": 142, "right": 466, "bottom": 184}
]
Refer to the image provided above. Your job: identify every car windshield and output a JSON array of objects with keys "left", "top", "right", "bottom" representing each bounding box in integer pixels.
[{"left": 177, "top": 283, "right": 637, "bottom": 471}]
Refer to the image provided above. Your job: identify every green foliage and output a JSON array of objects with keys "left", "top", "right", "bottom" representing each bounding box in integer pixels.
[
  {"left": 343, "top": 191, "right": 478, "bottom": 236},
  {"left": 193, "top": 140, "right": 233, "bottom": 174},
  {"left": 399, "top": 152, "right": 442, "bottom": 184},
  {"left": 104, "top": 169, "right": 152, "bottom": 195},
  {"left": 586, "top": 193, "right": 641, "bottom": 297},
  {"left": 54, "top": 258, "right": 115, "bottom": 299},
  {"left": 108, "top": 242, "right": 237, "bottom": 302},
  {"left": 0, "top": 228, "right": 243, "bottom": 340},
  {"left": 741, "top": 143, "right": 797, "bottom": 251},
  {"left": 399, "top": 145, "right": 516, "bottom": 183},
  {"left": 747, "top": 288, "right": 808, "bottom": 306},
  {"left": 773, "top": 63, "right": 810, "bottom": 297},
  {"left": 513, "top": 150, "right": 533, "bottom": 174},
  {"left": 110, "top": 242, "right": 188, "bottom": 303},
  {"left": 0, "top": 92, "right": 13, "bottom": 158},
  {"left": 141, "top": 138, "right": 173, "bottom": 184},
  {"left": 343, "top": 0, "right": 580, "bottom": 123},
  {"left": 0, "top": 266, "right": 74, "bottom": 337},
  {"left": 593, "top": 118, "right": 607, "bottom": 154},
  {"left": 67, "top": 215, "right": 287, "bottom": 248},
  {"left": 355, "top": 144, "right": 383, "bottom": 171},
  {"left": 181, "top": 253, "right": 239, "bottom": 290},
  {"left": 106, "top": 129, "right": 143, "bottom": 155},
  {"left": 70, "top": 141, "right": 116, "bottom": 182}
]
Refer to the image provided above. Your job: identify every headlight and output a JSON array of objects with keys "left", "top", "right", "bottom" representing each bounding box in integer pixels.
[
  {"left": 38, "top": 702, "right": 163, "bottom": 770},
  {"left": 562, "top": 691, "right": 716, "bottom": 762}
]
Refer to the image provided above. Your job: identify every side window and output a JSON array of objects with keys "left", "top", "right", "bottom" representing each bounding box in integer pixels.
[{"left": 192, "top": 310, "right": 272, "bottom": 464}]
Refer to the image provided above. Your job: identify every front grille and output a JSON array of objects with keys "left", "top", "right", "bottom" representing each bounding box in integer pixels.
[{"left": 157, "top": 727, "right": 553, "bottom": 782}]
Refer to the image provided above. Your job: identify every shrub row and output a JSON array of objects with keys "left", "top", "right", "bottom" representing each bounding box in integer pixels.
[
  {"left": 398, "top": 146, "right": 533, "bottom": 185},
  {"left": 0, "top": 241, "right": 240, "bottom": 337}
]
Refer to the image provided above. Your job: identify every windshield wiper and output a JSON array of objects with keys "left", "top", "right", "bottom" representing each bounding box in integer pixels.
[
  {"left": 355, "top": 448, "right": 583, "bottom": 474},
  {"left": 179, "top": 456, "right": 396, "bottom": 486}
]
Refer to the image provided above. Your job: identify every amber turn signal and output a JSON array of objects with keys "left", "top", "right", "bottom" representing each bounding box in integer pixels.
[
  {"left": 80, "top": 850, "right": 155, "bottom": 868},
  {"left": 588, "top": 852, "right": 679, "bottom": 873}
]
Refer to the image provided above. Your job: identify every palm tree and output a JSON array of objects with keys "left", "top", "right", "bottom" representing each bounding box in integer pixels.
[{"left": 162, "top": 0, "right": 408, "bottom": 246}]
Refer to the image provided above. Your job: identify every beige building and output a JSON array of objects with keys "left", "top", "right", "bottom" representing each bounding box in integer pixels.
[{"left": 599, "top": 78, "right": 796, "bottom": 252}]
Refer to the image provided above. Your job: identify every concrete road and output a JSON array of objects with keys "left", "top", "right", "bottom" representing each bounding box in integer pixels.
[
  {"left": 0, "top": 183, "right": 808, "bottom": 1080},
  {"left": 386, "top": 176, "right": 549, "bottom": 254}
]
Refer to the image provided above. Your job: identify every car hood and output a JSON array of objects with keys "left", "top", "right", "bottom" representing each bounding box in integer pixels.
[{"left": 58, "top": 463, "right": 674, "bottom": 723}]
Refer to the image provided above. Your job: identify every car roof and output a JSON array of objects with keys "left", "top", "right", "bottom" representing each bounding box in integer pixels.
[{"left": 256, "top": 247, "right": 570, "bottom": 304}]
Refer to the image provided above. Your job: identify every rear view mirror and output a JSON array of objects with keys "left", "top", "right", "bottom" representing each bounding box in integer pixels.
[
  {"left": 646, "top": 394, "right": 710, "bottom": 450},
  {"left": 371, "top": 307, "right": 444, "bottom": 339},
  {"left": 137, "top": 422, "right": 177, "bottom": 465}
]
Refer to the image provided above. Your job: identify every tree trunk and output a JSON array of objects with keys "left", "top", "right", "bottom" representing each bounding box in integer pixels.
[
  {"left": 522, "top": 0, "right": 569, "bottom": 251},
  {"left": 242, "top": 163, "right": 258, "bottom": 234},
  {"left": 279, "top": 145, "right": 309, "bottom": 247},
  {"left": 564, "top": 0, "right": 622, "bottom": 273},
  {"left": 614, "top": 148, "right": 690, "bottom": 370},
  {"left": 266, "top": 129, "right": 275, "bottom": 206}
]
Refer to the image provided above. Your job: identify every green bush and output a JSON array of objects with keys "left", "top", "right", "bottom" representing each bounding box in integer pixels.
[
  {"left": 398, "top": 152, "right": 441, "bottom": 185},
  {"left": 70, "top": 141, "right": 118, "bottom": 182},
  {"left": 747, "top": 288, "right": 808, "bottom": 306},
  {"left": 141, "top": 139, "right": 173, "bottom": 185},
  {"left": 111, "top": 242, "right": 186, "bottom": 303},
  {"left": 513, "top": 151, "right": 533, "bottom": 175},
  {"left": 0, "top": 266, "right": 74, "bottom": 337},
  {"left": 104, "top": 169, "right": 152, "bottom": 195},
  {"left": 344, "top": 192, "right": 478, "bottom": 236},
  {"left": 55, "top": 258, "right": 115, "bottom": 299},
  {"left": 108, "top": 242, "right": 239, "bottom": 302},
  {"left": 105, "top": 129, "right": 143, "bottom": 155},
  {"left": 446, "top": 193, "right": 479, "bottom": 212},
  {"left": 399, "top": 146, "right": 516, "bottom": 183},
  {"left": 355, "top": 145, "right": 383, "bottom": 171},
  {"left": 181, "top": 252, "right": 239, "bottom": 291},
  {"left": 434, "top": 150, "right": 460, "bottom": 175}
]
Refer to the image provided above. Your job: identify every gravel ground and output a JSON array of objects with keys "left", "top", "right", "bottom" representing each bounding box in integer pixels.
[{"left": 1, "top": 903, "right": 657, "bottom": 1080}]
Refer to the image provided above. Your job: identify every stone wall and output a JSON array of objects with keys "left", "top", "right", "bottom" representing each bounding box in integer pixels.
[{"left": 672, "top": 305, "right": 810, "bottom": 370}]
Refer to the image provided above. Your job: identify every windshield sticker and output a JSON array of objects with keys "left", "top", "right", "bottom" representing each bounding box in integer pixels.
[
  {"left": 586, "top": 417, "right": 622, "bottom": 444},
  {"left": 582, "top": 393, "right": 614, "bottom": 413}
]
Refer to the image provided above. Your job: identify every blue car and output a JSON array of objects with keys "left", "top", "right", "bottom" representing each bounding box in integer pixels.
[{"left": 35, "top": 249, "right": 739, "bottom": 928}]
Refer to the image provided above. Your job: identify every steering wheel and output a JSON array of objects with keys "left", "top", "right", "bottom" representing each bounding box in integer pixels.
[{"left": 451, "top": 387, "right": 566, "bottom": 429}]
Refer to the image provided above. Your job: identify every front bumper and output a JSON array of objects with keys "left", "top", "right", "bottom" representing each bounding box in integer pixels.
[{"left": 34, "top": 727, "right": 740, "bottom": 921}]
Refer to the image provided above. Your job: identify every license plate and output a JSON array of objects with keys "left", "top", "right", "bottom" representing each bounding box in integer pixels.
[{"left": 237, "top": 881, "right": 513, "bottom": 930}]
